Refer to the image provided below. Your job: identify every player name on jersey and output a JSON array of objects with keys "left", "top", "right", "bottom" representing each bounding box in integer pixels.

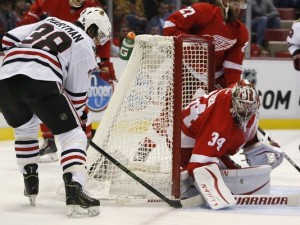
[{"left": 46, "top": 17, "right": 84, "bottom": 43}]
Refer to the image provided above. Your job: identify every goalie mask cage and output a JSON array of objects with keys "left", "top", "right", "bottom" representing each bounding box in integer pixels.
[{"left": 87, "top": 34, "right": 214, "bottom": 202}]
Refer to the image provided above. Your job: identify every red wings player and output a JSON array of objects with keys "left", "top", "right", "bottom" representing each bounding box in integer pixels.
[
  {"left": 20, "top": 0, "right": 97, "bottom": 25},
  {"left": 180, "top": 80, "right": 283, "bottom": 209},
  {"left": 20, "top": 0, "right": 115, "bottom": 161},
  {"left": 134, "top": 0, "right": 250, "bottom": 163},
  {"left": 163, "top": 0, "right": 248, "bottom": 88}
]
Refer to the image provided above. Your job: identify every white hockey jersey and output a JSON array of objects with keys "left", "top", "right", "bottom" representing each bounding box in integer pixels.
[
  {"left": 287, "top": 20, "right": 300, "bottom": 55},
  {"left": 0, "top": 17, "right": 97, "bottom": 113}
]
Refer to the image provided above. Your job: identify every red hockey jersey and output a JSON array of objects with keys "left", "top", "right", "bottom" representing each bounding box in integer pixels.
[
  {"left": 163, "top": 3, "right": 249, "bottom": 87},
  {"left": 181, "top": 88, "right": 258, "bottom": 174},
  {"left": 20, "top": 0, "right": 110, "bottom": 59}
]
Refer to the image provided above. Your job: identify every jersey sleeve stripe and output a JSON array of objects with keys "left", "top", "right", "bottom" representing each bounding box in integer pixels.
[
  {"left": 28, "top": 11, "right": 40, "bottom": 20},
  {"left": 4, "top": 32, "right": 20, "bottom": 42},
  {"left": 223, "top": 60, "right": 243, "bottom": 71},
  {"left": 65, "top": 89, "right": 87, "bottom": 97},
  {"left": 71, "top": 97, "right": 88, "bottom": 105},
  {"left": 190, "top": 154, "right": 219, "bottom": 164}
]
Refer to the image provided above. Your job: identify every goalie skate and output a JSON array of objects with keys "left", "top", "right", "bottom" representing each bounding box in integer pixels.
[
  {"left": 63, "top": 173, "right": 100, "bottom": 217},
  {"left": 39, "top": 138, "right": 58, "bottom": 162}
]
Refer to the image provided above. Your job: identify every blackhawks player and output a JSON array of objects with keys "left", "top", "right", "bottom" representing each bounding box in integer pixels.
[
  {"left": 0, "top": 7, "right": 112, "bottom": 216},
  {"left": 134, "top": 0, "right": 250, "bottom": 166},
  {"left": 20, "top": 0, "right": 116, "bottom": 161}
]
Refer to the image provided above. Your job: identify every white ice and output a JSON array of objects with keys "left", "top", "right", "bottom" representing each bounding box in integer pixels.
[{"left": 0, "top": 130, "right": 300, "bottom": 225}]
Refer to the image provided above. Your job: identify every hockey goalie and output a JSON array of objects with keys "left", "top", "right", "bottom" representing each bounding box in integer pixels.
[{"left": 179, "top": 80, "right": 284, "bottom": 209}]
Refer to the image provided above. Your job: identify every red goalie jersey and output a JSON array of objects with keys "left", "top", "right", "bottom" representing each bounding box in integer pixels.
[
  {"left": 181, "top": 88, "right": 258, "bottom": 175},
  {"left": 163, "top": 3, "right": 249, "bottom": 87}
]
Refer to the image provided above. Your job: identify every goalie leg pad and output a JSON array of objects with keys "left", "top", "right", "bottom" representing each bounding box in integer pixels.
[
  {"left": 193, "top": 164, "right": 236, "bottom": 209},
  {"left": 221, "top": 165, "right": 271, "bottom": 195}
]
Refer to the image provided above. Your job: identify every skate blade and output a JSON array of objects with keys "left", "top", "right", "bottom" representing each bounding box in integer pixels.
[
  {"left": 39, "top": 153, "right": 58, "bottom": 163},
  {"left": 66, "top": 205, "right": 100, "bottom": 217},
  {"left": 28, "top": 195, "right": 37, "bottom": 206}
]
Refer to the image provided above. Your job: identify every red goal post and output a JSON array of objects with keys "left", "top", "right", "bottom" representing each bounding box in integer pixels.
[{"left": 86, "top": 34, "right": 215, "bottom": 202}]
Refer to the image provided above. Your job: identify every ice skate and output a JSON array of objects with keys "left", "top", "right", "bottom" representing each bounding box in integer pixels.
[
  {"left": 63, "top": 172, "right": 100, "bottom": 217},
  {"left": 23, "top": 164, "right": 39, "bottom": 206},
  {"left": 39, "top": 138, "right": 58, "bottom": 162}
]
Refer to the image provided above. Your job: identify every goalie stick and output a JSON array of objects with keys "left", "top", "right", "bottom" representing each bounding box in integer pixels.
[
  {"left": 258, "top": 127, "right": 300, "bottom": 173},
  {"left": 89, "top": 141, "right": 300, "bottom": 208},
  {"left": 234, "top": 194, "right": 300, "bottom": 206},
  {"left": 115, "top": 194, "right": 300, "bottom": 207},
  {"left": 89, "top": 140, "right": 202, "bottom": 208}
]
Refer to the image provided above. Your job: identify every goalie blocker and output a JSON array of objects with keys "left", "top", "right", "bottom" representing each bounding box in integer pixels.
[
  {"left": 243, "top": 130, "right": 284, "bottom": 170},
  {"left": 180, "top": 164, "right": 271, "bottom": 209}
]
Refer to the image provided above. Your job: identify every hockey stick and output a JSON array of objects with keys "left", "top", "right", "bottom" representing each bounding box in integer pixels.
[
  {"left": 234, "top": 194, "right": 299, "bottom": 206},
  {"left": 89, "top": 140, "right": 300, "bottom": 208},
  {"left": 258, "top": 127, "right": 300, "bottom": 173},
  {"left": 115, "top": 194, "right": 300, "bottom": 207},
  {"left": 89, "top": 140, "right": 202, "bottom": 208}
]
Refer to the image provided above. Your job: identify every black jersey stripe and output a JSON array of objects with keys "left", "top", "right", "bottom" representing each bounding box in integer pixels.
[
  {"left": 16, "top": 152, "right": 39, "bottom": 158},
  {"left": 61, "top": 149, "right": 87, "bottom": 157},
  {"left": 62, "top": 162, "right": 84, "bottom": 171},
  {"left": 4, "top": 32, "right": 20, "bottom": 42},
  {"left": 2, "top": 58, "right": 63, "bottom": 81},
  {"left": 15, "top": 140, "right": 39, "bottom": 145},
  {"left": 65, "top": 89, "right": 87, "bottom": 97}
]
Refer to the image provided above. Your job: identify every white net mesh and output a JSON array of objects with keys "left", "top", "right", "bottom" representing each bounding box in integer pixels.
[{"left": 86, "top": 35, "right": 213, "bottom": 201}]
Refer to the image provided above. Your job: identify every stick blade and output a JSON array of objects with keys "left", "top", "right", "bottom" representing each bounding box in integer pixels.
[{"left": 180, "top": 194, "right": 205, "bottom": 208}]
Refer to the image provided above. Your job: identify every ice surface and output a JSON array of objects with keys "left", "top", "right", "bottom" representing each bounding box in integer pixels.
[{"left": 0, "top": 130, "right": 299, "bottom": 225}]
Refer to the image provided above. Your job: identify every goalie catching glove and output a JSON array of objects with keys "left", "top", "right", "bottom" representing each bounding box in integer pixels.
[
  {"left": 98, "top": 60, "right": 116, "bottom": 82},
  {"left": 243, "top": 141, "right": 284, "bottom": 169}
]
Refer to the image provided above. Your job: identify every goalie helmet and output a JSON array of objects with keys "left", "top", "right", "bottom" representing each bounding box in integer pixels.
[
  {"left": 69, "top": 0, "right": 85, "bottom": 8},
  {"left": 231, "top": 79, "right": 260, "bottom": 129},
  {"left": 77, "top": 7, "right": 111, "bottom": 45}
]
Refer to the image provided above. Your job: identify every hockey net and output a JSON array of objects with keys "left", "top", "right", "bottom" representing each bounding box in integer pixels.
[{"left": 86, "top": 34, "right": 215, "bottom": 202}]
